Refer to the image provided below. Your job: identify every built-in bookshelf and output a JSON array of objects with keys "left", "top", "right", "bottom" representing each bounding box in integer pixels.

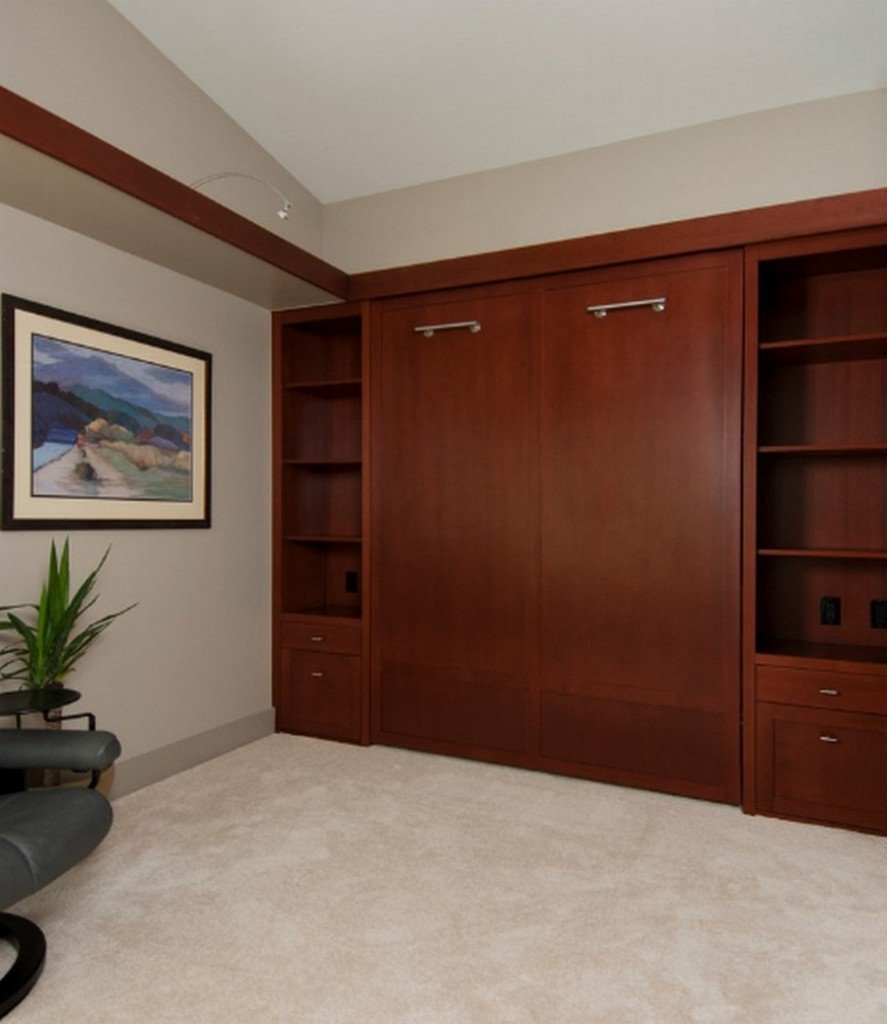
[
  {"left": 272, "top": 304, "right": 368, "bottom": 742},
  {"left": 744, "top": 230, "right": 887, "bottom": 833}
]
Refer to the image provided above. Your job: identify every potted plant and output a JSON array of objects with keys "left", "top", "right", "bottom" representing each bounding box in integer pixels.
[{"left": 0, "top": 539, "right": 134, "bottom": 691}]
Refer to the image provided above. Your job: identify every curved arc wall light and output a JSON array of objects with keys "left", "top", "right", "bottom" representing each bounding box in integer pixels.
[{"left": 189, "top": 171, "right": 293, "bottom": 221}]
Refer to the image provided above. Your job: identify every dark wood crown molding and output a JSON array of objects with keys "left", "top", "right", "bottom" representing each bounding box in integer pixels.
[{"left": 0, "top": 85, "right": 349, "bottom": 300}]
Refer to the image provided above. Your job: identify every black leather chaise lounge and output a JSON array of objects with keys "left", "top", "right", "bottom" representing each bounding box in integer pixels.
[{"left": 0, "top": 728, "right": 120, "bottom": 1018}]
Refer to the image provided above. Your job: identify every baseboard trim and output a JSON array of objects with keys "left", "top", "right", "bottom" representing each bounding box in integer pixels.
[{"left": 110, "top": 709, "right": 275, "bottom": 799}]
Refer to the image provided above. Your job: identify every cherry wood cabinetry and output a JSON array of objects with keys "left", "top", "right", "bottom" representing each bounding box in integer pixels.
[
  {"left": 272, "top": 304, "right": 369, "bottom": 743},
  {"left": 744, "top": 227, "right": 887, "bottom": 832},
  {"left": 278, "top": 647, "right": 362, "bottom": 743},
  {"left": 538, "top": 253, "right": 742, "bottom": 802},
  {"left": 272, "top": 196, "right": 886, "bottom": 832},
  {"left": 369, "top": 254, "right": 742, "bottom": 801},
  {"left": 370, "top": 286, "right": 538, "bottom": 757}
]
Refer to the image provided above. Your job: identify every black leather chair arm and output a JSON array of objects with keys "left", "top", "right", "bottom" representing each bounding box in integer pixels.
[
  {"left": 0, "top": 730, "right": 121, "bottom": 772},
  {"left": 0, "top": 725, "right": 120, "bottom": 1014}
]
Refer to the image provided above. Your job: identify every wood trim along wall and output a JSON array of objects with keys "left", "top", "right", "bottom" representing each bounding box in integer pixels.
[
  {"left": 0, "top": 85, "right": 349, "bottom": 300},
  {"left": 347, "top": 188, "right": 887, "bottom": 299},
  {"left": 2, "top": 87, "right": 884, "bottom": 306}
]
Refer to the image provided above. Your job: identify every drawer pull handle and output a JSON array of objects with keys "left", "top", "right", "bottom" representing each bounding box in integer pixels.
[
  {"left": 309, "top": 636, "right": 325, "bottom": 643},
  {"left": 818, "top": 688, "right": 840, "bottom": 697},
  {"left": 819, "top": 734, "right": 839, "bottom": 744},
  {"left": 310, "top": 671, "right": 324, "bottom": 678},
  {"left": 587, "top": 297, "right": 667, "bottom": 319}
]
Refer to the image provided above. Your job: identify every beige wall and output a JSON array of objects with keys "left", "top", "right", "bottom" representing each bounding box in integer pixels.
[
  {"left": 323, "top": 89, "right": 887, "bottom": 272},
  {"left": 0, "top": 0, "right": 323, "bottom": 258},
  {"left": 0, "top": 203, "right": 272, "bottom": 777}
]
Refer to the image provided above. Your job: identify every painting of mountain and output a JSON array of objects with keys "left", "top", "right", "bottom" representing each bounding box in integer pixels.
[
  {"left": 3, "top": 293, "right": 210, "bottom": 528},
  {"left": 67, "top": 385, "right": 192, "bottom": 439},
  {"left": 31, "top": 333, "right": 194, "bottom": 501},
  {"left": 33, "top": 336, "right": 192, "bottom": 417}
]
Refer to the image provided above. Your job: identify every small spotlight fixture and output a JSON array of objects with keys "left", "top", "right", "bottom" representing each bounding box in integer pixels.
[{"left": 189, "top": 171, "right": 293, "bottom": 222}]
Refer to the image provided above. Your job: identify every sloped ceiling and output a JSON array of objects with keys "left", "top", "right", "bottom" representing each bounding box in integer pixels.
[{"left": 105, "top": 0, "right": 886, "bottom": 203}]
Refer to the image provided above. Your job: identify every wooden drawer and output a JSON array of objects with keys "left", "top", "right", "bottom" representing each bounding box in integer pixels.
[
  {"left": 280, "top": 619, "right": 361, "bottom": 656},
  {"left": 757, "top": 665, "right": 886, "bottom": 715},
  {"left": 278, "top": 650, "right": 361, "bottom": 742},
  {"left": 756, "top": 703, "right": 886, "bottom": 833}
]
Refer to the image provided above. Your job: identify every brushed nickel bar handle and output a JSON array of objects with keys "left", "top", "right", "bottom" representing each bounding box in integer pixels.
[
  {"left": 309, "top": 635, "right": 325, "bottom": 643},
  {"left": 310, "top": 671, "right": 324, "bottom": 678},
  {"left": 818, "top": 688, "right": 840, "bottom": 696},
  {"left": 414, "top": 320, "right": 481, "bottom": 338},
  {"left": 587, "top": 297, "right": 667, "bottom": 318},
  {"left": 819, "top": 734, "right": 839, "bottom": 743}
]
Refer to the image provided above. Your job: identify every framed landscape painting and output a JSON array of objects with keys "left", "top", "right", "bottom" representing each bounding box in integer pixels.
[{"left": 1, "top": 295, "right": 211, "bottom": 529}]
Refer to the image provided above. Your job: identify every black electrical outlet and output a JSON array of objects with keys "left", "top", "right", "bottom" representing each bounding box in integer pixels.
[
  {"left": 345, "top": 571, "right": 359, "bottom": 594},
  {"left": 819, "top": 596, "right": 841, "bottom": 626},
  {"left": 871, "top": 600, "right": 887, "bottom": 629}
]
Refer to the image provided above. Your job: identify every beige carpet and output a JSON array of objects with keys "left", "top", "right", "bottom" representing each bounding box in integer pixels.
[{"left": 4, "top": 734, "right": 885, "bottom": 1023}]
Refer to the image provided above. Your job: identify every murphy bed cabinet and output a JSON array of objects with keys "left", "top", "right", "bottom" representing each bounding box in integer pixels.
[
  {"left": 272, "top": 303, "right": 370, "bottom": 744},
  {"left": 743, "top": 227, "right": 887, "bottom": 833},
  {"left": 537, "top": 254, "right": 742, "bottom": 801},
  {"left": 369, "top": 254, "right": 741, "bottom": 801},
  {"left": 273, "top": 203, "right": 887, "bottom": 834},
  {"left": 372, "top": 285, "right": 538, "bottom": 758}
]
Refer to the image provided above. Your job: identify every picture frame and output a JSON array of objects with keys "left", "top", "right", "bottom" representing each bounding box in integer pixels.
[{"left": 1, "top": 294, "right": 211, "bottom": 529}]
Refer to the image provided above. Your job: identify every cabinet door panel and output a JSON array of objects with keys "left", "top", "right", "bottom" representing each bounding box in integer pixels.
[
  {"left": 373, "top": 290, "right": 536, "bottom": 754},
  {"left": 756, "top": 703, "right": 887, "bottom": 832},
  {"left": 540, "top": 255, "right": 742, "bottom": 799},
  {"left": 541, "top": 693, "right": 728, "bottom": 798},
  {"left": 278, "top": 650, "right": 361, "bottom": 742}
]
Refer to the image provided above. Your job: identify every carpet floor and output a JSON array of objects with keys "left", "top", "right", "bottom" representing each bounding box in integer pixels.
[{"left": 4, "top": 734, "right": 886, "bottom": 1023}]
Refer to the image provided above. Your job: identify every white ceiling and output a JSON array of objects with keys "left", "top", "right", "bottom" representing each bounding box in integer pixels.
[{"left": 106, "top": 0, "right": 885, "bottom": 204}]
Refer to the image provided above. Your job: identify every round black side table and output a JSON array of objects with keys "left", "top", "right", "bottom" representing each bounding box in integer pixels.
[{"left": 0, "top": 688, "right": 81, "bottom": 727}]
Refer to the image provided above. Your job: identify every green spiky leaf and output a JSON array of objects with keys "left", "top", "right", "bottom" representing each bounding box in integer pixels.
[{"left": 0, "top": 539, "right": 135, "bottom": 689}]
